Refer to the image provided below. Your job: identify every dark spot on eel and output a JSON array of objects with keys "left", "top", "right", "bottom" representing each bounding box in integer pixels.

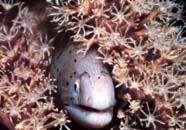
[
  {"left": 57, "top": 51, "right": 62, "bottom": 59},
  {"left": 66, "top": 82, "right": 69, "bottom": 86},
  {"left": 74, "top": 59, "right": 77, "bottom": 62}
]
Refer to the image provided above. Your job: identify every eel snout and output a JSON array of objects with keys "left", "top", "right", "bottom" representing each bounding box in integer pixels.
[{"left": 65, "top": 82, "right": 116, "bottom": 128}]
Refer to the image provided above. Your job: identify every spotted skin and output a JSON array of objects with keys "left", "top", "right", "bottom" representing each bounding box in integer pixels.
[{"left": 51, "top": 41, "right": 116, "bottom": 128}]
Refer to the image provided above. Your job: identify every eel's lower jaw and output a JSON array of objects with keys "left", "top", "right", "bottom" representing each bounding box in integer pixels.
[{"left": 64, "top": 104, "right": 114, "bottom": 129}]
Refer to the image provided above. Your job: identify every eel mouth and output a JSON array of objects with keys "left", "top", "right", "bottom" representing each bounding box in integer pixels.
[
  {"left": 64, "top": 104, "right": 113, "bottom": 113},
  {"left": 64, "top": 104, "right": 114, "bottom": 128},
  {"left": 75, "top": 104, "right": 113, "bottom": 113}
]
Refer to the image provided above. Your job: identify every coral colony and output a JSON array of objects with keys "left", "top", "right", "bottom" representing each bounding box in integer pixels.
[
  {"left": 0, "top": 0, "right": 186, "bottom": 130},
  {"left": 0, "top": 1, "right": 70, "bottom": 130}
]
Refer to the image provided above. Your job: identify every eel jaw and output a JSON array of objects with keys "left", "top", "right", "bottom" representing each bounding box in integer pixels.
[{"left": 64, "top": 104, "right": 113, "bottom": 129}]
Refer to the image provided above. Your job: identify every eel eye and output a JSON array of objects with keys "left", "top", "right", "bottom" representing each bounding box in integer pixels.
[{"left": 74, "top": 79, "right": 80, "bottom": 92}]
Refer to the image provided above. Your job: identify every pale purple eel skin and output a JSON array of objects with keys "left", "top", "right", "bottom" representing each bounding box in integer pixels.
[{"left": 50, "top": 41, "right": 116, "bottom": 129}]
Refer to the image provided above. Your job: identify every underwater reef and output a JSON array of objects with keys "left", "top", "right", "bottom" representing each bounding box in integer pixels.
[{"left": 0, "top": 0, "right": 186, "bottom": 130}]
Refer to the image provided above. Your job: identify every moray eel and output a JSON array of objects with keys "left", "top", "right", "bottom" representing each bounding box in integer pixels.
[{"left": 50, "top": 41, "right": 116, "bottom": 129}]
